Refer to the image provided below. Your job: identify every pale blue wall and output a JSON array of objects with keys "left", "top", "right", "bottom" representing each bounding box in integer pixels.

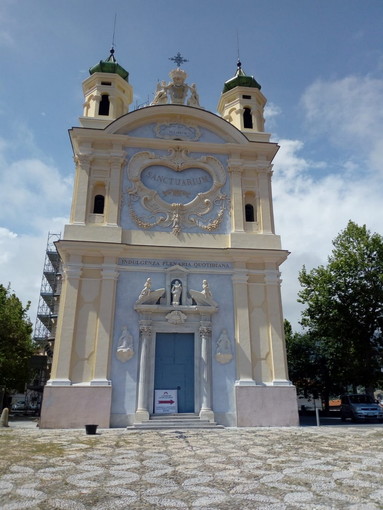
[{"left": 110, "top": 261, "right": 236, "bottom": 418}]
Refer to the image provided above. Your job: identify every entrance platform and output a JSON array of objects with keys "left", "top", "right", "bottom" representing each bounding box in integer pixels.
[{"left": 130, "top": 413, "right": 224, "bottom": 430}]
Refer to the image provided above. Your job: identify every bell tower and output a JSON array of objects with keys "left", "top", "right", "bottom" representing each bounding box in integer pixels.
[
  {"left": 80, "top": 48, "right": 133, "bottom": 129},
  {"left": 217, "top": 60, "right": 268, "bottom": 142}
]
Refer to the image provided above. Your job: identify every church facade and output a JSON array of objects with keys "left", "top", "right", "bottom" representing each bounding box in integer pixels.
[{"left": 40, "top": 50, "right": 299, "bottom": 428}]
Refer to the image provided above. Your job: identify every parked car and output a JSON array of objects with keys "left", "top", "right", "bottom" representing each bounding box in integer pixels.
[
  {"left": 340, "top": 394, "right": 383, "bottom": 422},
  {"left": 11, "top": 401, "right": 39, "bottom": 413},
  {"left": 11, "top": 400, "right": 28, "bottom": 411}
]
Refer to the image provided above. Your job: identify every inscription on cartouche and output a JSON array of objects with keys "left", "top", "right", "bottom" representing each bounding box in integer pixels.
[
  {"left": 155, "top": 123, "right": 201, "bottom": 141},
  {"left": 144, "top": 169, "right": 211, "bottom": 187}
]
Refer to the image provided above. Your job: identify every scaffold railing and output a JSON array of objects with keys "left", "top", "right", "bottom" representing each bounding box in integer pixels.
[{"left": 33, "top": 232, "right": 62, "bottom": 359}]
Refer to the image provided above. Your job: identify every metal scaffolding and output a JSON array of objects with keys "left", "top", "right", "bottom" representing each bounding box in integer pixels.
[{"left": 33, "top": 232, "right": 62, "bottom": 363}]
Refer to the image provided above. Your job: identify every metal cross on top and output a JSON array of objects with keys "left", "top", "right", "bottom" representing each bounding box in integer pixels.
[{"left": 169, "top": 52, "right": 189, "bottom": 68}]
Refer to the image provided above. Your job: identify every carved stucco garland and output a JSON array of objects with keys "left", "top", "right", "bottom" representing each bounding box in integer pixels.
[{"left": 127, "top": 148, "right": 228, "bottom": 235}]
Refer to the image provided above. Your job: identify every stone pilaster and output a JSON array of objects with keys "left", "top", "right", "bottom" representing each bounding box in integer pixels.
[
  {"left": 107, "top": 153, "right": 125, "bottom": 225},
  {"left": 48, "top": 262, "right": 82, "bottom": 385},
  {"left": 264, "top": 270, "right": 291, "bottom": 384},
  {"left": 232, "top": 272, "right": 255, "bottom": 384},
  {"left": 228, "top": 163, "right": 244, "bottom": 232},
  {"left": 71, "top": 154, "right": 92, "bottom": 224},
  {"left": 257, "top": 165, "right": 275, "bottom": 234},
  {"left": 90, "top": 261, "right": 119, "bottom": 385}
]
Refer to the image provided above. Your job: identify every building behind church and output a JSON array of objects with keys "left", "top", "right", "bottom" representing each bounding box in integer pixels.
[{"left": 39, "top": 49, "right": 299, "bottom": 428}]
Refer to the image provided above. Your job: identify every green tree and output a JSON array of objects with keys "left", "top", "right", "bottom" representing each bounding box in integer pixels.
[
  {"left": 285, "top": 320, "right": 341, "bottom": 410},
  {"left": 298, "top": 221, "right": 383, "bottom": 395},
  {"left": 0, "top": 284, "right": 34, "bottom": 400},
  {"left": 285, "top": 320, "right": 317, "bottom": 396}
]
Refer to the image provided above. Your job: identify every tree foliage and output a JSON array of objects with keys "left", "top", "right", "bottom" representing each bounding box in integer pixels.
[
  {"left": 297, "top": 221, "right": 383, "bottom": 394},
  {"left": 285, "top": 320, "right": 318, "bottom": 396},
  {"left": 285, "top": 320, "right": 342, "bottom": 409},
  {"left": 0, "top": 284, "right": 34, "bottom": 393}
]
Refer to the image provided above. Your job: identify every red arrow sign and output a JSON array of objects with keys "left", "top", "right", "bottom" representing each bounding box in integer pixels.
[{"left": 159, "top": 400, "right": 175, "bottom": 404}]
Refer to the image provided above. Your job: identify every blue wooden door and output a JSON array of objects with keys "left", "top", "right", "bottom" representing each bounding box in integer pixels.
[{"left": 154, "top": 333, "right": 195, "bottom": 413}]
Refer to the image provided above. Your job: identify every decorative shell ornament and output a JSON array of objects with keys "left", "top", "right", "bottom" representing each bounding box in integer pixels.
[
  {"left": 215, "top": 329, "right": 233, "bottom": 364},
  {"left": 116, "top": 327, "right": 135, "bottom": 362}
]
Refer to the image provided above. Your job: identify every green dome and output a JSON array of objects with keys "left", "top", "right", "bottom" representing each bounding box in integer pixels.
[
  {"left": 223, "top": 60, "right": 261, "bottom": 93},
  {"left": 89, "top": 48, "right": 129, "bottom": 81}
]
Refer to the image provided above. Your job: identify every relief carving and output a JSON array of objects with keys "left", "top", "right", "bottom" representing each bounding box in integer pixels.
[
  {"left": 215, "top": 329, "right": 233, "bottom": 364},
  {"left": 127, "top": 148, "right": 229, "bottom": 235},
  {"left": 155, "top": 122, "right": 201, "bottom": 141},
  {"left": 116, "top": 327, "right": 134, "bottom": 362},
  {"left": 166, "top": 310, "right": 187, "bottom": 324}
]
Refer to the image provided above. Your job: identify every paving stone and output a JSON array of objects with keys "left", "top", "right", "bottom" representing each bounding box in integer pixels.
[{"left": 1, "top": 425, "right": 383, "bottom": 509}]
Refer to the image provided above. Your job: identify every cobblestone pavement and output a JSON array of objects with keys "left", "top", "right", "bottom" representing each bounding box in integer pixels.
[{"left": 1, "top": 424, "right": 383, "bottom": 509}]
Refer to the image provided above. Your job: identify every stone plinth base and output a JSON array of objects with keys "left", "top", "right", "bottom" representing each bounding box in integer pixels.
[
  {"left": 40, "top": 386, "right": 112, "bottom": 429},
  {"left": 199, "top": 409, "right": 215, "bottom": 422},
  {"left": 236, "top": 385, "right": 299, "bottom": 427},
  {"left": 134, "top": 409, "right": 150, "bottom": 423}
]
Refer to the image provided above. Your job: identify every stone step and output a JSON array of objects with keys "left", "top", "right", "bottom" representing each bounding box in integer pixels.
[
  {"left": 129, "top": 413, "right": 224, "bottom": 430},
  {"left": 130, "top": 422, "right": 224, "bottom": 430},
  {"left": 149, "top": 413, "right": 200, "bottom": 421},
  {"left": 137, "top": 420, "right": 217, "bottom": 426}
]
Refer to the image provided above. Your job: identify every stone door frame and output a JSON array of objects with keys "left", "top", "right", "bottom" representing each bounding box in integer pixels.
[{"left": 134, "top": 305, "right": 216, "bottom": 423}]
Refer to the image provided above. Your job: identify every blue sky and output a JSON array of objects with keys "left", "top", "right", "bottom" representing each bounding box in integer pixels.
[{"left": 0, "top": 0, "right": 382, "bottom": 330}]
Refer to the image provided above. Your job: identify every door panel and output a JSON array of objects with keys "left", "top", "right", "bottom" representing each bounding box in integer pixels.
[{"left": 154, "top": 333, "right": 194, "bottom": 413}]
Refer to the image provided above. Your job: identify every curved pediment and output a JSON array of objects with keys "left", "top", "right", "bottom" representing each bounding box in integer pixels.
[{"left": 104, "top": 104, "right": 250, "bottom": 145}]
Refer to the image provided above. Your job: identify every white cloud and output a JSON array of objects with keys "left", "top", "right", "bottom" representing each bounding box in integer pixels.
[
  {"left": 0, "top": 131, "right": 71, "bottom": 326},
  {"left": 265, "top": 102, "right": 281, "bottom": 119},
  {"left": 274, "top": 140, "right": 383, "bottom": 331},
  {"left": 272, "top": 74, "right": 383, "bottom": 330},
  {"left": 301, "top": 75, "right": 383, "bottom": 174},
  {"left": 0, "top": 219, "right": 68, "bottom": 327},
  {"left": 0, "top": 227, "right": 17, "bottom": 263},
  {"left": 0, "top": 157, "right": 72, "bottom": 234}
]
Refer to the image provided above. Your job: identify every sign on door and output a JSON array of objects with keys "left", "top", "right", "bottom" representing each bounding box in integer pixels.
[{"left": 154, "top": 390, "right": 178, "bottom": 414}]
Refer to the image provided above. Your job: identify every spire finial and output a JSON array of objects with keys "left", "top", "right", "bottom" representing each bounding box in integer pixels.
[
  {"left": 169, "top": 52, "right": 189, "bottom": 68},
  {"left": 236, "top": 29, "right": 241, "bottom": 61},
  {"left": 112, "top": 13, "right": 117, "bottom": 50},
  {"left": 106, "top": 13, "right": 117, "bottom": 62}
]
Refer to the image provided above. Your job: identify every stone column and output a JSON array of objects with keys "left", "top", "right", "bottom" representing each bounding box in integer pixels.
[
  {"left": 135, "top": 323, "right": 152, "bottom": 423},
  {"left": 199, "top": 324, "right": 215, "bottom": 422},
  {"left": 48, "top": 261, "right": 82, "bottom": 385},
  {"left": 232, "top": 271, "right": 255, "bottom": 384},
  {"left": 107, "top": 153, "right": 125, "bottom": 225},
  {"left": 108, "top": 96, "right": 116, "bottom": 118},
  {"left": 228, "top": 164, "right": 244, "bottom": 232},
  {"left": 257, "top": 165, "right": 275, "bottom": 234},
  {"left": 71, "top": 154, "right": 92, "bottom": 224},
  {"left": 90, "top": 261, "right": 119, "bottom": 385},
  {"left": 92, "top": 93, "right": 102, "bottom": 117}
]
